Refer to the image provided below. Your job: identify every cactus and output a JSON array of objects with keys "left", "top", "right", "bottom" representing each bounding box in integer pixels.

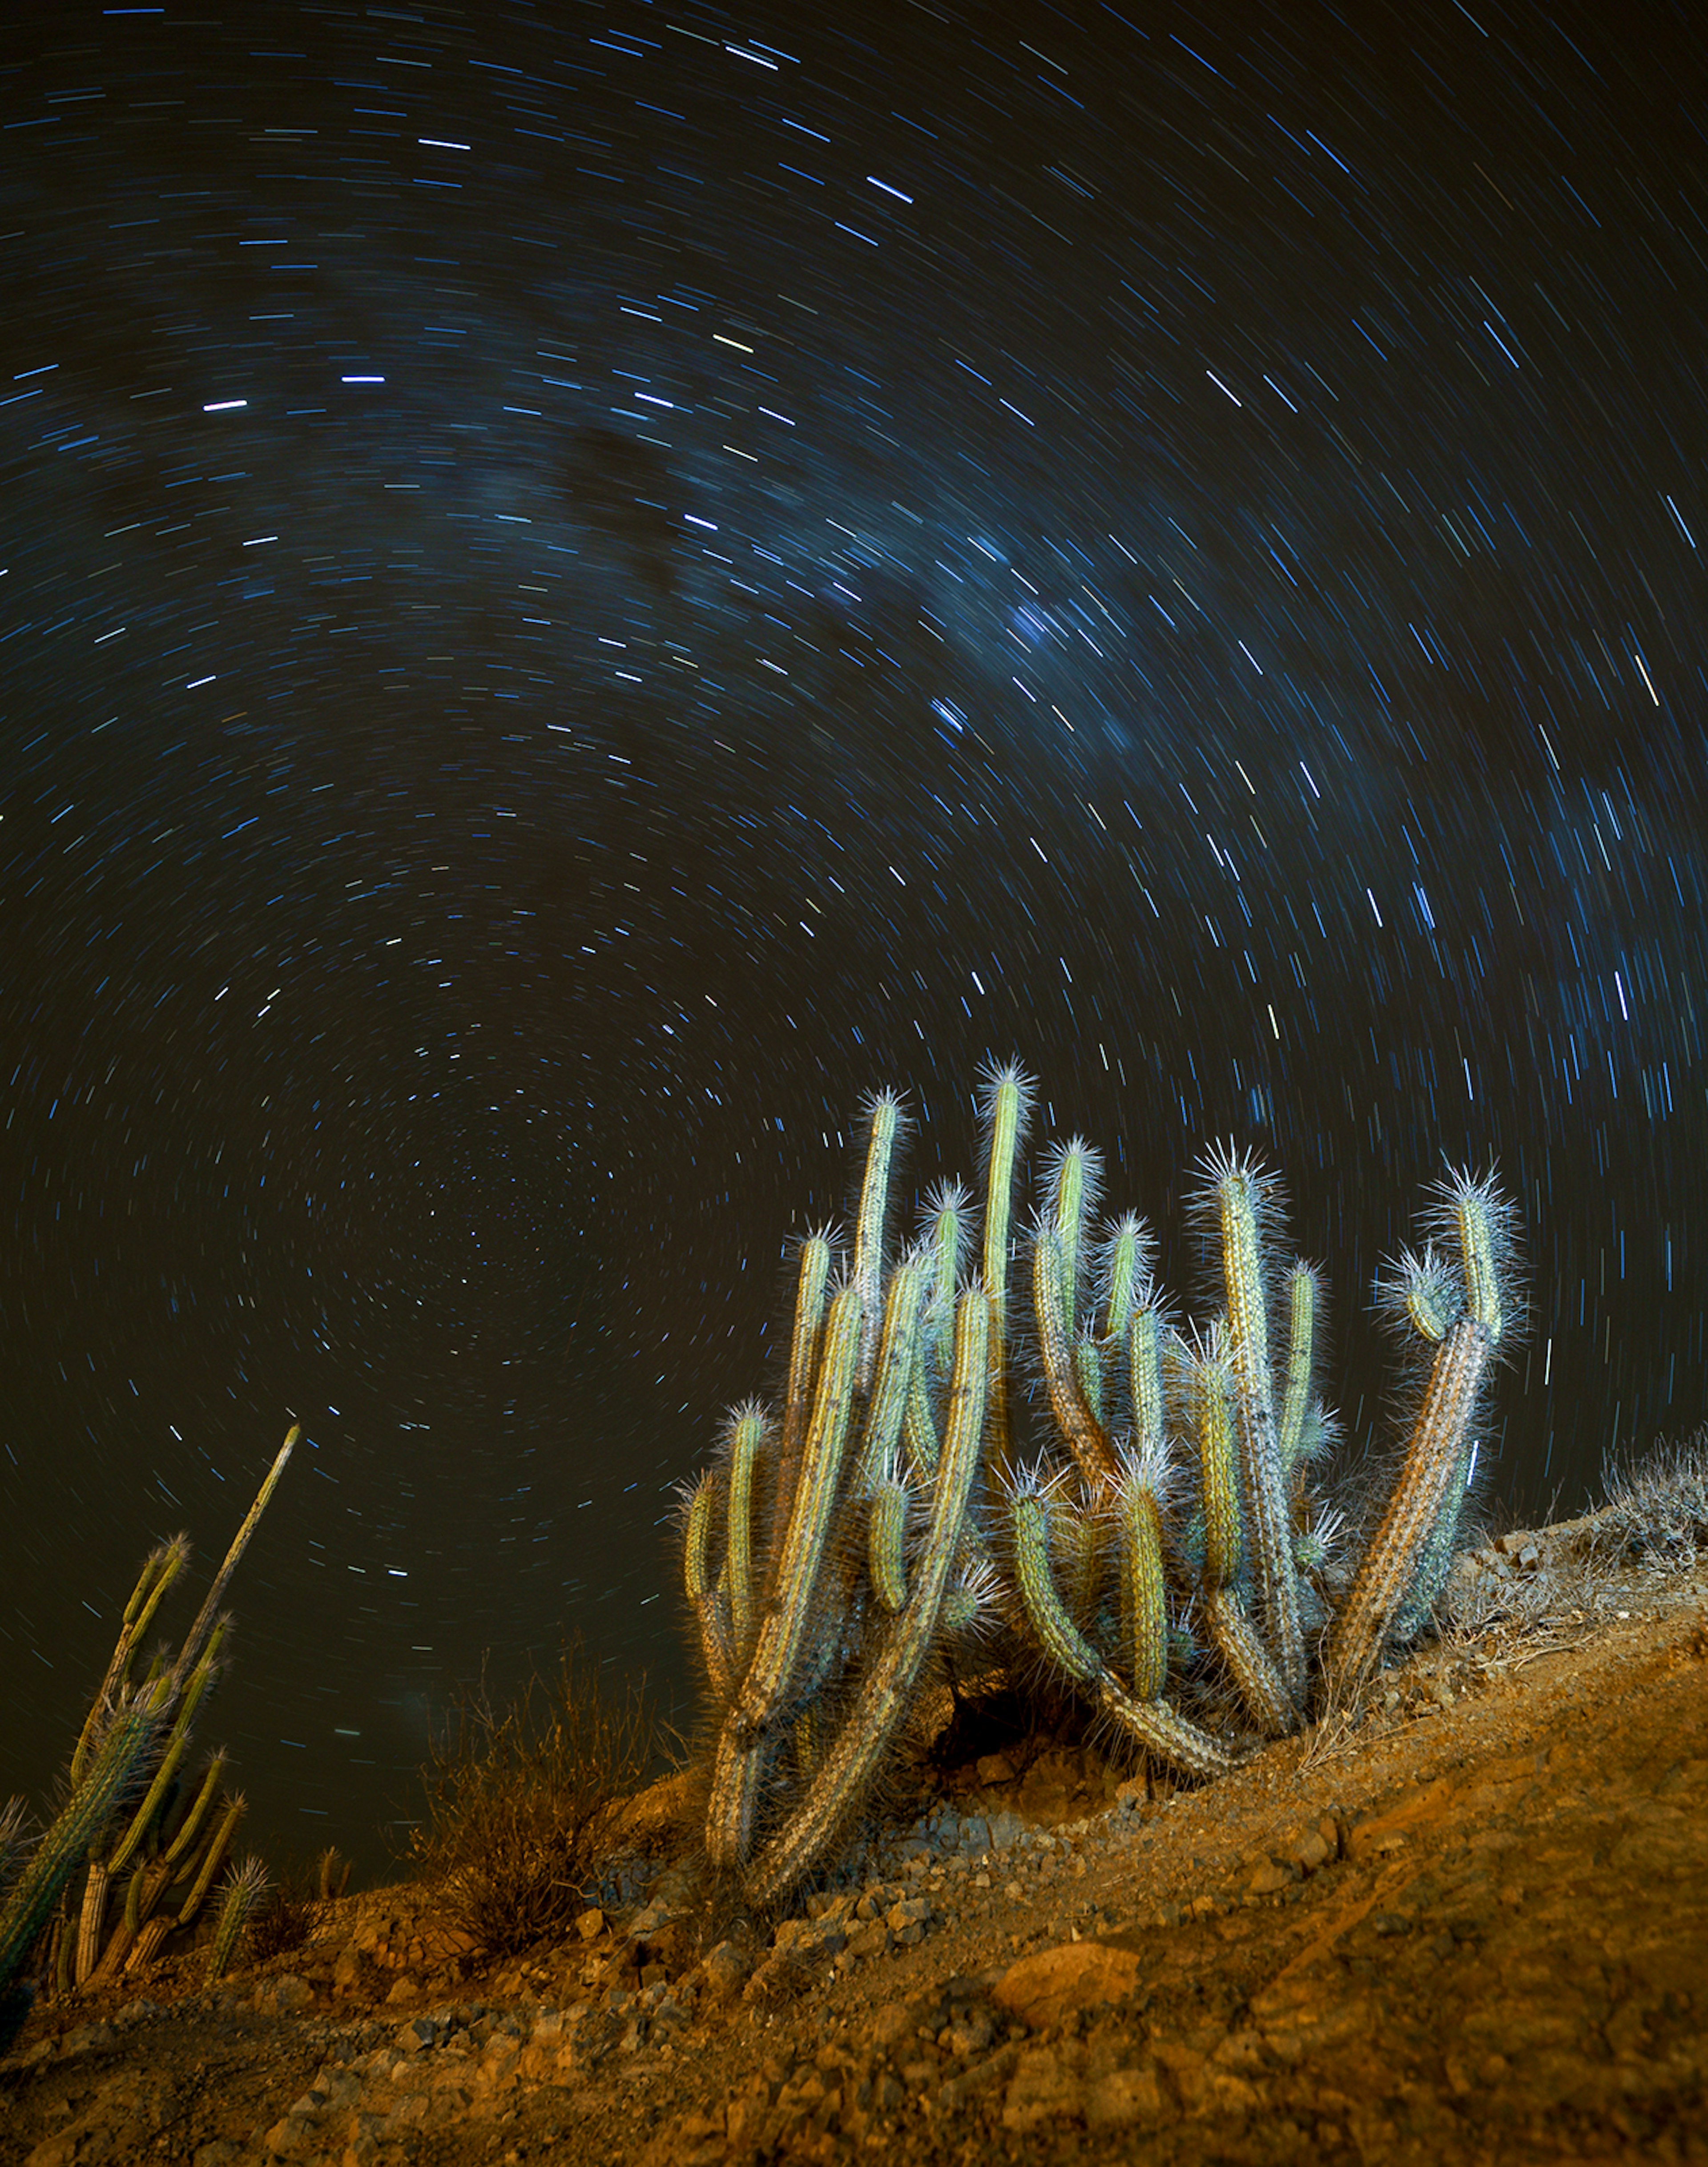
[
  {"left": 0, "top": 1426, "right": 297, "bottom": 2020},
  {"left": 205, "top": 1853, "right": 270, "bottom": 1984},
  {"left": 681, "top": 1071, "right": 1517, "bottom": 1903}
]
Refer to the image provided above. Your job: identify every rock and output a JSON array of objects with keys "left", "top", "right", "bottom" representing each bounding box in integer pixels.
[
  {"left": 382, "top": 1976, "right": 419, "bottom": 2006},
  {"left": 987, "top": 1810, "right": 1027, "bottom": 1851},
  {"left": 693, "top": 1940, "right": 752, "bottom": 2004},
  {"left": 887, "top": 1896, "right": 931, "bottom": 1943},
  {"left": 1084, "top": 2062, "right": 1168, "bottom": 2128},
  {"left": 993, "top": 1940, "right": 1146, "bottom": 2030},
  {"left": 1002, "top": 2043, "right": 1083, "bottom": 2130},
  {"left": 253, "top": 1976, "right": 316, "bottom": 2016},
  {"left": 577, "top": 1907, "right": 606, "bottom": 1941}
]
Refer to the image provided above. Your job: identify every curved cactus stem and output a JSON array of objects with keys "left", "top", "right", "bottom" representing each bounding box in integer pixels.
[
  {"left": 1092, "top": 1672, "right": 1243, "bottom": 1780},
  {"left": 175, "top": 1793, "right": 245, "bottom": 1929},
  {"left": 742, "top": 1289, "right": 990, "bottom": 1908},
  {"left": 1203, "top": 1587, "right": 1297, "bottom": 1737},
  {"left": 1012, "top": 1493, "right": 1237, "bottom": 1779},
  {"left": 1031, "top": 1230, "right": 1121, "bottom": 1493},
  {"left": 1324, "top": 1313, "right": 1494, "bottom": 1696},
  {"left": 683, "top": 1473, "right": 736, "bottom": 1705}
]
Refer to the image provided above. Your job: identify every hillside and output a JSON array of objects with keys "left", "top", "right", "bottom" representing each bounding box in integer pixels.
[{"left": 3, "top": 1511, "right": 1704, "bottom": 2166}]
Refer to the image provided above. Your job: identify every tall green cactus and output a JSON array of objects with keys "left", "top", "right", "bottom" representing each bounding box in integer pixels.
[
  {"left": 0, "top": 1426, "right": 297, "bottom": 2029},
  {"left": 684, "top": 1075, "right": 1515, "bottom": 1903}
]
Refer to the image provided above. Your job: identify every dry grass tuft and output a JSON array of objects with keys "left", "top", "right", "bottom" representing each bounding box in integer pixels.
[{"left": 406, "top": 1639, "right": 658, "bottom": 1958}]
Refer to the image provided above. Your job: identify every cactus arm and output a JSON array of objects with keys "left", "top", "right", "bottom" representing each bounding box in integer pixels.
[
  {"left": 1276, "top": 1262, "right": 1320, "bottom": 1493},
  {"left": 1031, "top": 1230, "right": 1121, "bottom": 1492},
  {"left": 105, "top": 1621, "right": 228, "bottom": 1882},
  {"left": 705, "top": 1288, "right": 862, "bottom": 1870},
  {"left": 772, "top": 1234, "right": 833, "bottom": 1559},
  {"left": 852, "top": 1255, "right": 926, "bottom": 1489},
  {"left": 1324, "top": 1313, "right": 1494, "bottom": 1695},
  {"left": 1128, "top": 1302, "right": 1167, "bottom": 1461},
  {"left": 1012, "top": 1494, "right": 1237, "bottom": 1779},
  {"left": 176, "top": 1794, "right": 245, "bottom": 1928},
  {"left": 724, "top": 1408, "right": 767, "bottom": 1664},
  {"left": 69, "top": 1537, "right": 191, "bottom": 1790},
  {"left": 742, "top": 1289, "right": 989, "bottom": 1907},
  {"left": 173, "top": 1426, "right": 298, "bottom": 1693},
  {"left": 1115, "top": 1465, "right": 1169, "bottom": 1702},
  {"left": 923, "top": 1182, "right": 967, "bottom": 1377},
  {"left": 1191, "top": 1342, "right": 1243, "bottom": 1591},
  {"left": 1100, "top": 1213, "right": 1146, "bottom": 1346},
  {"left": 683, "top": 1473, "right": 736, "bottom": 1704},
  {"left": 730, "top": 1285, "right": 861, "bottom": 1732},
  {"left": 867, "top": 1477, "right": 910, "bottom": 1614},
  {"left": 852, "top": 1092, "right": 904, "bottom": 1390},
  {"left": 978, "top": 1062, "right": 1030, "bottom": 1482},
  {"left": 1209, "top": 1155, "right": 1306, "bottom": 1706}
]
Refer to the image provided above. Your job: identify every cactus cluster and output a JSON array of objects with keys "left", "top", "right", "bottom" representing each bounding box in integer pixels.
[
  {"left": 682, "top": 1067, "right": 1515, "bottom": 1908},
  {"left": 0, "top": 1426, "right": 297, "bottom": 2043}
]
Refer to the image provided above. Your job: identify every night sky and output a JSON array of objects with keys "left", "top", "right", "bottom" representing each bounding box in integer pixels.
[{"left": 3, "top": 0, "right": 1705, "bottom": 1877}]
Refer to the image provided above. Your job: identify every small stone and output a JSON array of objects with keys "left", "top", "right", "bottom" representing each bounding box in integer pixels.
[
  {"left": 577, "top": 1908, "right": 606, "bottom": 1942},
  {"left": 253, "top": 1976, "right": 316, "bottom": 2016},
  {"left": 382, "top": 1976, "right": 419, "bottom": 2006},
  {"left": 993, "top": 1940, "right": 1145, "bottom": 2031},
  {"left": 695, "top": 1941, "right": 753, "bottom": 2004}
]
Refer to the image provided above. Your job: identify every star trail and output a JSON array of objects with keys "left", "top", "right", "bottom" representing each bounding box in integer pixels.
[{"left": 2, "top": 0, "right": 1704, "bottom": 1870}]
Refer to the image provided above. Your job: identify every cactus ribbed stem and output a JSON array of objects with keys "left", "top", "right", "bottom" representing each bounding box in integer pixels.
[
  {"left": 69, "top": 1539, "right": 189, "bottom": 1791},
  {"left": 1203, "top": 1587, "right": 1295, "bottom": 1736},
  {"left": 683, "top": 1472, "right": 735, "bottom": 1704},
  {"left": 725, "top": 1408, "right": 766, "bottom": 1663},
  {"left": 1014, "top": 1494, "right": 1236, "bottom": 1778},
  {"left": 0, "top": 1697, "right": 158, "bottom": 1993},
  {"left": 107, "top": 1623, "right": 227, "bottom": 1881},
  {"left": 853, "top": 1257, "right": 926, "bottom": 1488},
  {"left": 1277, "top": 1263, "right": 1319, "bottom": 1490},
  {"left": 173, "top": 1428, "right": 298, "bottom": 1695},
  {"left": 1032, "top": 1231, "right": 1120, "bottom": 1492},
  {"left": 852, "top": 1092, "right": 904, "bottom": 1390},
  {"left": 773, "top": 1234, "right": 833, "bottom": 1550},
  {"left": 176, "top": 1795, "right": 244, "bottom": 1928},
  {"left": 1211, "top": 1157, "right": 1305, "bottom": 1708},
  {"left": 733, "top": 1286, "right": 861, "bottom": 1732},
  {"left": 1100, "top": 1214, "right": 1145, "bottom": 1346},
  {"left": 1325, "top": 1315, "right": 1493, "bottom": 1694},
  {"left": 1192, "top": 1346, "right": 1242, "bottom": 1591},
  {"left": 1116, "top": 1472, "right": 1169, "bottom": 1702},
  {"left": 1128, "top": 1304, "right": 1166, "bottom": 1461},
  {"left": 743, "top": 1290, "right": 989, "bottom": 1906},
  {"left": 205, "top": 1856, "right": 268, "bottom": 1984},
  {"left": 867, "top": 1478, "right": 909, "bottom": 1613},
  {"left": 979, "top": 1063, "right": 1030, "bottom": 1481}
]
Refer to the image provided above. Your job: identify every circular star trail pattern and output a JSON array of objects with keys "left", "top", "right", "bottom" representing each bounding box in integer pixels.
[{"left": 2, "top": 0, "right": 1705, "bottom": 1869}]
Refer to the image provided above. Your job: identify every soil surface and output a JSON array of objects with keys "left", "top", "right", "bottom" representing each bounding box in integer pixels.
[{"left": 4, "top": 1514, "right": 1706, "bottom": 2167}]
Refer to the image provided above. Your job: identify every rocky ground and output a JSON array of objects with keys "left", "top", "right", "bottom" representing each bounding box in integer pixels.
[{"left": 3, "top": 1513, "right": 1706, "bottom": 2167}]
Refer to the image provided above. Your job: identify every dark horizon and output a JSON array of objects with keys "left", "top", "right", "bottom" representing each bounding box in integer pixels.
[{"left": 3, "top": 0, "right": 1705, "bottom": 1881}]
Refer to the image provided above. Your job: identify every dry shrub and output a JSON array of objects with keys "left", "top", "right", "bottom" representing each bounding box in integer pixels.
[{"left": 408, "top": 1638, "right": 656, "bottom": 1958}]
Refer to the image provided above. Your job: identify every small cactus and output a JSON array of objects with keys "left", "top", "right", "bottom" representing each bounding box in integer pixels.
[{"left": 205, "top": 1854, "right": 270, "bottom": 1984}]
